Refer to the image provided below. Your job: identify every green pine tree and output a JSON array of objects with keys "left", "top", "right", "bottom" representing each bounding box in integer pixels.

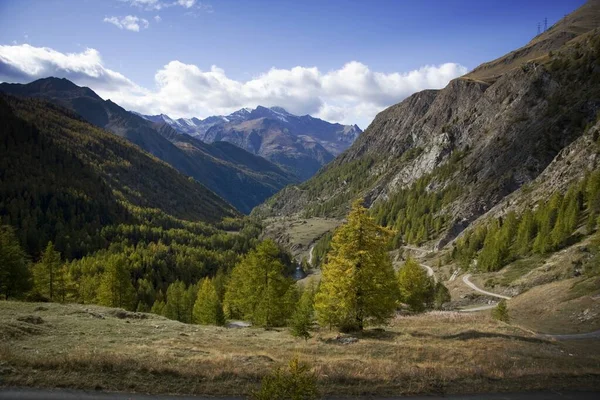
[
  {"left": 0, "top": 225, "right": 31, "bottom": 299},
  {"left": 397, "top": 258, "right": 435, "bottom": 312},
  {"left": 224, "top": 240, "right": 293, "bottom": 328},
  {"left": 433, "top": 282, "right": 451, "bottom": 310},
  {"left": 32, "top": 242, "right": 62, "bottom": 301},
  {"left": 164, "top": 280, "right": 188, "bottom": 322},
  {"left": 97, "top": 255, "right": 135, "bottom": 310},
  {"left": 492, "top": 300, "right": 510, "bottom": 322},
  {"left": 193, "top": 278, "right": 225, "bottom": 325},
  {"left": 315, "top": 199, "right": 399, "bottom": 331},
  {"left": 290, "top": 282, "right": 316, "bottom": 340}
]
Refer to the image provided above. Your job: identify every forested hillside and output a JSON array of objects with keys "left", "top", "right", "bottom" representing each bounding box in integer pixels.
[
  {"left": 0, "top": 94, "right": 284, "bottom": 312},
  {"left": 0, "top": 78, "right": 297, "bottom": 213}
]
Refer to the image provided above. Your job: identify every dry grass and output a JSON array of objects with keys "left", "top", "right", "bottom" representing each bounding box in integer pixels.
[
  {"left": 1, "top": 301, "right": 599, "bottom": 397},
  {"left": 263, "top": 217, "right": 341, "bottom": 259}
]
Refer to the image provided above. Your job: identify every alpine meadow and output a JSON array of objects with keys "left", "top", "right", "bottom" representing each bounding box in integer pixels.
[{"left": 1, "top": 1, "right": 600, "bottom": 399}]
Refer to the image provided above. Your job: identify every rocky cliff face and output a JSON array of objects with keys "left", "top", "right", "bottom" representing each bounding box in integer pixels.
[{"left": 256, "top": 1, "right": 600, "bottom": 248}]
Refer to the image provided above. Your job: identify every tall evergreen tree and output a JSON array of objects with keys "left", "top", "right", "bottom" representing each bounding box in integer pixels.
[
  {"left": 193, "top": 278, "right": 225, "bottom": 325},
  {"left": 397, "top": 258, "right": 435, "bottom": 312},
  {"left": 290, "top": 282, "right": 316, "bottom": 340},
  {"left": 433, "top": 281, "right": 451, "bottom": 310},
  {"left": 32, "top": 242, "right": 62, "bottom": 301},
  {"left": 164, "top": 280, "right": 189, "bottom": 322},
  {"left": 315, "top": 199, "right": 399, "bottom": 331},
  {"left": 224, "top": 240, "right": 293, "bottom": 328},
  {"left": 515, "top": 209, "right": 536, "bottom": 255},
  {"left": 97, "top": 255, "right": 135, "bottom": 310},
  {"left": 0, "top": 225, "right": 31, "bottom": 299}
]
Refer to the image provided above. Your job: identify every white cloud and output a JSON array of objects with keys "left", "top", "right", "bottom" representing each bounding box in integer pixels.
[
  {"left": 121, "top": 0, "right": 163, "bottom": 10},
  {"left": 0, "top": 44, "right": 467, "bottom": 128},
  {"left": 122, "top": 0, "right": 208, "bottom": 11},
  {"left": 177, "top": 0, "right": 196, "bottom": 8},
  {"left": 103, "top": 15, "right": 149, "bottom": 32},
  {"left": 154, "top": 15, "right": 162, "bottom": 22}
]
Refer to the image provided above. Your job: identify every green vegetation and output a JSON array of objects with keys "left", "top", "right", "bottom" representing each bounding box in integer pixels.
[
  {"left": 454, "top": 172, "right": 600, "bottom": 272},
  {"left": 315, "top": 200, "right": 398, "bottom": 331},
  {"left": 492, "top": 300, "right": 510, "bottom": 323},
  {"left": 302, "top": 155, "right": 380, "bottom": 217},
  {"left": 433, "top": 281, "right": 451, "bottom": 310},
  {"left": 0, "top": 225, "right": 31, "bottom": 299},
  {"left": 311, "top": 231, "right": 333, "bottom": 268},
  {"left": 224, "top": 240, "right": 295, "bottom": 328},
  {"left": 251, "top": 357, "right": 319, "bottom": 400},
  {"left": 193, "top": 278, "right": 225, "bottom": 325},
  {"left": 371, "top": 151, "right": 466, "bottom": 247},
  {"left": 290, "top": 282, "right": 316, "bottom": 340},
  {"left": 397, "top": 258, "right": 435, "bottom": 312}
]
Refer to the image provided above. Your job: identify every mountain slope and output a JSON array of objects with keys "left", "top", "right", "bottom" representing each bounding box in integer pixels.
[
  {"left": 0, "top": 79, "right": 296, "bottom": 213},
  {"left": 145, "top": 106, "right": 362, "bottom": 180},
  {"left": 0, "top": 93, "right": 237, "bottom": 257},
  {"left": 255, "top": 0, "right": 600, "bottom": 249}
]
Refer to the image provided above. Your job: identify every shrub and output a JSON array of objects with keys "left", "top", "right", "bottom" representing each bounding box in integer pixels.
[
  {"left": 251, "top": 357, "right": 319, "bottom": 400},
  {"left": 492, "top": 300, "right": 510, "bottom": 322}
]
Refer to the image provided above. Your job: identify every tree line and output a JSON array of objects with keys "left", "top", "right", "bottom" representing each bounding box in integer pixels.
[
  {"left": 453, "top": 170, "right": 600, "bottom": 272},
  {"left": 1, "top": 199, "right": 449, "bottom": 336}
]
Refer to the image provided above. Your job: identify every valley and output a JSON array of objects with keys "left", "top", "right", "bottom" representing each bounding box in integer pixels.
[{"left": 1, "top": 0, "right": 600, "bottom": 398}]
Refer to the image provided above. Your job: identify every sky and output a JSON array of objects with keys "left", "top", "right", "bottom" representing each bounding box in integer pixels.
[{"left": 0, "top": 0, "right": 586, "bottom": 128}]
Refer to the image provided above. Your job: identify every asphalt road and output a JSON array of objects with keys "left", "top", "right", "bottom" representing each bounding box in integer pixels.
[{"left": 1, "top": 388, "right": 599, "bottom": 400}]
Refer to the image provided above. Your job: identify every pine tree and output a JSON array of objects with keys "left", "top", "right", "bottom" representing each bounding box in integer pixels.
[
  {"left": 184, "top": 283, "right": 198, "bottom": 324},
  {"left": 314, "top": 199, "right": 399, "bottom": 331},
  {"left": 492, "top": 300, "right": 510, "bottom": 322},
  {"left": 193, "top": 278, "right": 225, "bottom": 325},
  {"left": 0, "top": 225, "right": 31, "bottom": 299},
  {"left": 397, "top": 258, "right": 435, "bottom": 312},
  {"left": 164, "top": 280, "right": 188, "bottom": 322},
  {"left": 32, "top": 242, "right": 62, "bottom": 301},
  {"left": 290, "top": 282, "right": 316, "bottom": 340},
  {"left": 151, "top": 299, "right": 166, "bottom": 316},
  {"left": 97, "top": 255, "right": 135, "bottom": 310},
  {"left": 515, "top": 209, "right": 536, "bottom": 255},
  {"left": 224, "top": 240, "right": 293, "bottom": 328},
  {"left": 433, "top": 282, "right": 451, "bottom": 310}
]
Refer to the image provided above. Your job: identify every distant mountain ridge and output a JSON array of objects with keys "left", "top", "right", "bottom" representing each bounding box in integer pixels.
[
  {"left": 0, "top": 78, "right": 297, "bottom": 214},
  {"left": 140, "top": 106, "right": 362, "bottom": 180}
]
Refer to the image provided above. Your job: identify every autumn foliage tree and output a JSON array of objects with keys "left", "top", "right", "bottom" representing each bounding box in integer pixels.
[{"left": 315, "top": 199, "right": 398, "bottom": 331}]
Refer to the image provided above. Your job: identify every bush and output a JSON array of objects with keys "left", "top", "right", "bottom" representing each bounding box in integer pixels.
[
  {"left": 251, "top": 357, "right": 319, "bottom": 400},
  {"left": 492, "top": 300, "right": 510, "bottom": 322}
]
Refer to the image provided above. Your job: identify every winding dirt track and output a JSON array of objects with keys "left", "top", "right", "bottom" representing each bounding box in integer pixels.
[
  {"left": 462, "top": 274, "right": 511, "bottom": 300},
  {"left": 460, "top": 273, "right": 600, "bottom": 340}
]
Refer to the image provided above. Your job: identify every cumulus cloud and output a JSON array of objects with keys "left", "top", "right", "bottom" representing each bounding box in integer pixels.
[
  {"left": 103, "top": 15, "right": 149, "bottom": 32},
  {"left": 154, "top": 15, "right": 162, "bottom": 22},
  {"left": 0, "top": 44, "right": 467, "bottom": 127},
  {"left": 177, "top": 0, "right": 196, "bottom": 8}
]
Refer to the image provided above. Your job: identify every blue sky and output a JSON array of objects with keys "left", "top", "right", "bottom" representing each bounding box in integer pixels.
[{"left": 0, "top": 0, "right": 586, "bottom": 127}]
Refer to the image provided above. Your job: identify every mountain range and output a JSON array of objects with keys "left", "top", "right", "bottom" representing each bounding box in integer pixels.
[
  {"left": 0, "top": 78, "right": 297, "bottom": 214},
  {"left": 141, "top": 106, "right": 362, "bottom": 180},
  {"left": 255, "top": 0, "right": 600, "bottom": 249}
]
